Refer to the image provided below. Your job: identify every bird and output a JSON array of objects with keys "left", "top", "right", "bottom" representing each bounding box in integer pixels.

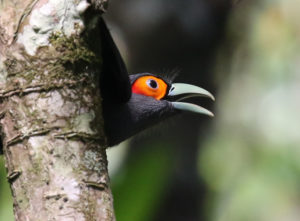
[{"left": 99, "top": 17, "right": 214, "bottom": 147}]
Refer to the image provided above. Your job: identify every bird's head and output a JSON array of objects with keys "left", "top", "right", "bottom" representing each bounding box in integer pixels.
[
  {"left": 99, "top": 18, "right": 214, "bottom": 146},
  {"left": 130, "top": 73, "right": 214, "bottom": 116}
]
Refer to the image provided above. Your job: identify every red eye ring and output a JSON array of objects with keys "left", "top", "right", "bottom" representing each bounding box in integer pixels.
[{"left": 132, "top": 76, "right": 168, "bottom": 100}]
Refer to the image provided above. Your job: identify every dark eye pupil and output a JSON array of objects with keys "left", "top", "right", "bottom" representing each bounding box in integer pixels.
[
  {"left": 150, "top": 80, "right": 157, "bottom": 88},
  {"left": 147, "top": 79, "right": 158, "bottom": 89}
]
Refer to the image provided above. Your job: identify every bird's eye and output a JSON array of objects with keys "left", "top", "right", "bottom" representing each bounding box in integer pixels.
[
  {"left": 146, "top": 79, "right": 158, "bottom": 89},
  {"left": 132, "top": 75, "right": 168, "bottom": 100}
]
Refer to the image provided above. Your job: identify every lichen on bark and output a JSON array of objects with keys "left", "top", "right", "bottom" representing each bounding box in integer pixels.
[{"left": 0, "top": 0, "right": 114, "bottom": 220}]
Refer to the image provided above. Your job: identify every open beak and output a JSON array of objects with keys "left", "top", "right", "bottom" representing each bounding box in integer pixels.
[{"left": 168, "top": 83, "right": 215, "bottom": 117}]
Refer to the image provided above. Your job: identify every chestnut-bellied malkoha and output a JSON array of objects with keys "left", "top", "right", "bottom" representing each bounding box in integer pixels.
[{"left": 99, "top": 18, "right": 214, "bottom": 147}]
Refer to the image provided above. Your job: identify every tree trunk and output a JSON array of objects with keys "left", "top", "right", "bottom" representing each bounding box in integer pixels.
[{"left": 0, "top": 0, "right": 114, "bottom": 220}]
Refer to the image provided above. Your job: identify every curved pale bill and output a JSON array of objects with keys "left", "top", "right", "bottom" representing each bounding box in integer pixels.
[
  {"left": 172, "top": 102, "right": 214, "bottom": 117},
  {"left": 168, "top": 83, "right": 215, "bottom": 101},
  {"left": 169, "top": 83, "right": 214, "bottom": 117}
]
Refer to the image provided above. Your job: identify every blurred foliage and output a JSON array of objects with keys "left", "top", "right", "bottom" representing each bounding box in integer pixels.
[
  {"left": 107, "top": 142, "right": 129, "bottom": 177},
  {"left": 0, "top": 156, "right": 13, "bottom": 221},
  {"left": 199, "top": 0, "right": 300, "bottom": 221},
  {"left": 2, "top": 1, "right": 300, "bottom": 221},
  {"left": 112, "top": 143, "right": 174, "bottom": 221}
]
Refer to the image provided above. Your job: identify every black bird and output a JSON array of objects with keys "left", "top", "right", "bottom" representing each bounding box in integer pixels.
[{"left": 99, "top": 18, "right": 214, "bottom": 147}]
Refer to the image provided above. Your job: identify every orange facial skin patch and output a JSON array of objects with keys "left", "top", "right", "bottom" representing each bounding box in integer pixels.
[{"left": 132, "top": 76, "right": 168, "bottom": 100}]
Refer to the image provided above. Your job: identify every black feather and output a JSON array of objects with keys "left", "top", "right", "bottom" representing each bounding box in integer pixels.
[
  {"left": 104, "top": 93, "right": 175, "bottom": 146},
  {"left": 99, "top": 17, "right": 131, "bottom": 104},
  {"left": 98, "top": 19, "right": 180, "bottom": 146}
]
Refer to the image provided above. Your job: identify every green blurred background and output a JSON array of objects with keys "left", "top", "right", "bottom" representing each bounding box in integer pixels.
[{"left": 2, "top": 0, "right": 300, "bottom": 220}]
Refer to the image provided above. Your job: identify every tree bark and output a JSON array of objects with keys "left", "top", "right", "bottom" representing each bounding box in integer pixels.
[{"left": 0, "top": 0, "right": 114, "bottom": 220}]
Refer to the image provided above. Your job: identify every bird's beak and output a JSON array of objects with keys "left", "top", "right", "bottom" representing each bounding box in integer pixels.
[{"left": 168, "top": 83, "right": 215, "bottom": 117}]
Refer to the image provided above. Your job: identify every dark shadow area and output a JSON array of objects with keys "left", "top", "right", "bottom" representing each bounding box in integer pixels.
[{"left": 106, "top": 1, "right": 232, "bottom": 220}]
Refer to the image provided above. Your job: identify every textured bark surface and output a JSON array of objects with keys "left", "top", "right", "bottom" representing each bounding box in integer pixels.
[{"left": 0, "top": 0, "right": 114, "bottom": 220}]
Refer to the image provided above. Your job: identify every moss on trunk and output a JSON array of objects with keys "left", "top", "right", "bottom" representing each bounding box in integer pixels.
[{"left": 0, "top": 0, "right": 115, "bottom": 220}]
